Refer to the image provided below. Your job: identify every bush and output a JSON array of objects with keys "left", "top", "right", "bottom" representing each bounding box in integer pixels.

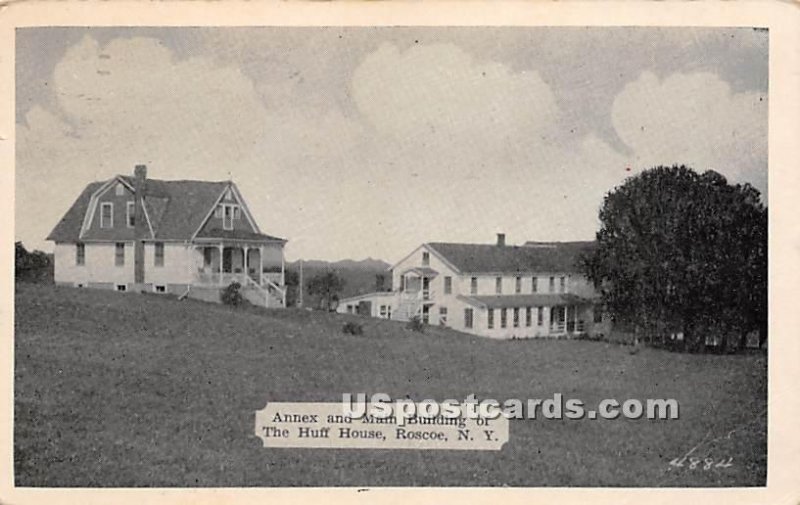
[
  {"left": 406, "top": 316, "right": 425, "bottom": 333},
  {"left": 221, "top": 282, "right": 244, "bottom": 306},
  {"left": 342, "top": 321, "right": 364, "bottom": 336}
]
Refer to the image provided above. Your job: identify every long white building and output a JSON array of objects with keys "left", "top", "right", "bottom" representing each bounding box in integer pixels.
[{"left": 337, "top": 234, "right": 611, "bottom": 339}]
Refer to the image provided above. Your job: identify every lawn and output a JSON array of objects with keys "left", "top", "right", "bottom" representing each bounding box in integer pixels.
[{"left": 14, "top": 283, "right": 767, "bottom": 487}]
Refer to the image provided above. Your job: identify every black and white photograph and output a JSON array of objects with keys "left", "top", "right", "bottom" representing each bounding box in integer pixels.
[{"left": 6, "top": 4, "right": 797, "bottom": 498}]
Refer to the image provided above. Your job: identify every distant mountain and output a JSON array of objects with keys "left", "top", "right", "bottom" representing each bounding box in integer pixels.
[
  {"left": 287, "top": 258, "right": 390, "bottom": 271},
  {"left": 284, "top": 258, "right": 392, "bottom": 308}
]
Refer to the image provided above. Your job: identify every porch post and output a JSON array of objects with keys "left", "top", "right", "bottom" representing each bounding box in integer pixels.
[
  {"left": 574, "top": 305, "right": 579, "bottom": 333},
  {"left": 259, "top": 245, "right": 264, "bottom": 285},
  {"left": 280, "top": 246, "right": 285, "bottom": 285},
  {"left": 218, "top": 243, "right": 224, "bottom": 286},
  {"left": 259, "top": 245, "right": 266, "bottom": 307},
  {"left": 243, "top": 245, "right": 249, "bottom": 281},
  {"left": 280, "top": 246, "right": 286, "bottom": 307}
]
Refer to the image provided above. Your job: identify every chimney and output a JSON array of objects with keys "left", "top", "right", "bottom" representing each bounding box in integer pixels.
[
  {"left": 133, "top": 165, "right": 147, "bottom": 286},
  {"left": 496, "top": 233, "right": 506, "bottom": 247}
]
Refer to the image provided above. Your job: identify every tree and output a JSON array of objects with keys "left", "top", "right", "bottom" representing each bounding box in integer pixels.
[
  {"left": 15, "top": 242, "right": 53, "bottom": 283},
  {"left": 583, "top": 165, "right": 767, "bottom": 352},
  {"left": 306, "top": 271, "right": 345, "bottom": 311},
  {"left": 282, "top": 269, "right": 300, "bottom": 307}
]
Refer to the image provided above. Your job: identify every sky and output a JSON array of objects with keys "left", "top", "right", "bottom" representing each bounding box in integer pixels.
[{"left": 15, "top": 27, "right": 768, "bottom": 262}]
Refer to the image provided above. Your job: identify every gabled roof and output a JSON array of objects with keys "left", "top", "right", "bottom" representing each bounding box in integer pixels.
[
  {"left": 426, "top": 241, "right": 595, "bottom": 274},
  {"left": 48, "top": 176, "right": 284, "bottom": 243}
]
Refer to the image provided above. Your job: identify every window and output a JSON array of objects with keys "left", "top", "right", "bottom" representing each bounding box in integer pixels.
[
  {"left": 439, "top": 306, "right": 448, "bottom": 326},
  {"left": 549, "top": 276, "right": 555, "bottom": 292},
  {"left": 464, "top": 308, "right": 474, "bottom": 329},
  {"left": 526, "top": 307, "right": 532, "bottom": 327},
  {"left": 154, "top": 242, "right": 164, "bottom": 267},
  {"left": 444, "top": 276, "right": 452, "bottom": 295},
  {"left": 594, "top": 306, "right": 603, "bottom": 324},
  {"left": 233, "top": 207, "right": 241, "bottom": 220},
  {"left": 224, "top": 187, "right": 233, "bottom": 200},
  {"left": 76, "top": 243, "right": 85, "bottom": 266},
  {"left": 127, "top": 202, "right": 135, "bottom": 228},
  {"left": 495, "top": 277, "right": 502, "bottom": 294},
  {"left": 560, "top": 276, "right": 566, "bottom": 293},
  {"left": 223, "top": 205, "right": 234, "bottom": 230},
  {"left": 387, "top": 306, "right": 392, "bottom": 320},
  {"left": 347, "top": 305, "right": 354, "bottom": 314},
  {"left": 154, "top": 285, "right": 166, "bottom": 293},
  {"left": 203, "top": 247, "right": 213, "bottom": 266},
  {"left": 100, "top": 202, "right": 113, "bottom": 228},
  {"left": 115, "top": 183, "right": 124, "bottom": 196},
  {"left": 400, "top": 276, "right": 405, "bottom": 292},
  {"left": 115, "top": 242, "right": 125, "bottom": 266},
  {"left": 380, "top": 305, "right": 387, "bottom": 318},
  {"left": 422, "top": 251, "right": 430, "bottom": 266},
  {"left": 214, "top": 207, "right": 223, "bottom": 218},
  {"left": 537, "top": 307, "right": 544, "bottom": 326},
  {"left": 532, "top": 277, "right": 538, "bottom": 293},
  {"left": 487, "top": 309, "right": 494, "bottom": 329},
  {"left": 515, "top": 276, "right": 522, "bottom": 294},
  {"left": 115, "top": 284, "right": 127, "bottom": 292},
  {"left": 470, "top": 277, "right": 478, "bottom": 295},
  {"left": 500, "top": 308, "right": 508, "bottom": 328},
  {"left": 513, "top": 308, "right": 520, "bottom": 328}
]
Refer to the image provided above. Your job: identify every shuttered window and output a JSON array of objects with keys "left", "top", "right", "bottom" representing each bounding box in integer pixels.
[
  {"left": 464, "top": 308, "right": 474, "bottom": 329},
  {"left": 154, "top": 242, "right": 164, "bottom": 267},
  {"left": 101, "top": 203, "right": 113, "bottom": 228},
  {"left": 115, "top": 242, "right": 125, "bottom": 266},
  {"left": 76, "top": 243, "right": 85, "bottom": 266}
]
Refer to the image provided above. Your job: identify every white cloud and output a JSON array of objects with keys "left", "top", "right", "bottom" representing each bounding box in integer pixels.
[
  {"left": 17, "top": 35, "right": 278, "bottom": 252},
  {"left": 18, "top": 37, "right": 767, "bottom": 262},
  {"left": 351, "top": 43, "right": 559, "bottom": 143},
  {"left": 611, "top": 71, "right": 768, "bottom": 194}
]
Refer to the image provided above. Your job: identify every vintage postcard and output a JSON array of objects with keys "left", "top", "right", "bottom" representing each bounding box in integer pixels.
[{"left": 2, "top": 1, "right": 799, "bottom": 504}]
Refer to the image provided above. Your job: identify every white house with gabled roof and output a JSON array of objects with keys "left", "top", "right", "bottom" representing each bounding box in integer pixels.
[
  {"left": 48, "top": 164, "right": 287, "bottom": 307},
  {"left": 337, "top": 234, "right": 611, "bottom": 339}
]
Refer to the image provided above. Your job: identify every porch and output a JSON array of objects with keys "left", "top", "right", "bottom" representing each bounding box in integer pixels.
[{"left": 190, "top": 240, "right": 286, "bottom": 307}]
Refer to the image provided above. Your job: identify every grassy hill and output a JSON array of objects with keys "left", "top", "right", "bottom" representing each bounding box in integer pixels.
[{"left": 14, "top": 283, "right": 766, "bottom": 487}]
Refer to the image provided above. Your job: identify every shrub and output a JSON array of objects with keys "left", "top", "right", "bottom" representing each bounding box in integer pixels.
[
  {"left": 406, "top": 316, "right": 425, "bottom": 333},
  {"left": 342, "top": 321, "right": 364, "bottom": 336},
  {"left": 221, "top": 282, "right": 244, "bottom": 307}
]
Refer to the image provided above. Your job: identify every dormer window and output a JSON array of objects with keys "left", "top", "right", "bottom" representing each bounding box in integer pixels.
[
  {"left": 223, "top": 204, "right": 234, "bottom": 230},
  {"left": 422, "top": 251, "right": 430, "bottom": 266},
  {"left": 115, "top": 183, "right": 124, "bottom": 196},
  {"left": 127, "top": 202, "right": 135, "bottom": 228},
  {"left": 100, "top": 202, "right": 113, "bottom": 228}
]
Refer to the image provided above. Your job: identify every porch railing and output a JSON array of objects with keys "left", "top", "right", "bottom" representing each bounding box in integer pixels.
[{"left": 194, "top": 270, "right": 284, "bottom": 288}]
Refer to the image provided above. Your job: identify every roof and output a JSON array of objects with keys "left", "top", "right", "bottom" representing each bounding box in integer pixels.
[
  {"left": 458, "top": 293, "right": 595, "bottom": 309},
  {"left": 426, "top": 241, "right": 595, "bottom": 275},
  {"left": 339, "top": 291, "right": 397, "bottom": 304},
  {"left": 194, "top": 228, "right": 285, "bottom": 242},
  {"left": 47, "top": 176, "right": 285, "bottom": 243},
  {"left": 400, "top": 266, "right": 439, "bottom": 277}
]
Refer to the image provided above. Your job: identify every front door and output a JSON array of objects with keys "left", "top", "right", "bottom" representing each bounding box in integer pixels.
[
  {"left": 222, "top": 248, "right": 233, "bottom": 273},
  {"left": 421, "top": 305, "right": 430, "bottom": 324},
  {"left": 552, "top": 306, "right": 566, "bottom": 333}
]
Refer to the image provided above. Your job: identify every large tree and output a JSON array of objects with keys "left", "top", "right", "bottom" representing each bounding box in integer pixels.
[
  {"left": 306, "top": 271, "right": 345, "bottom": 311},
  {"left": 584, "top": 165, "right": 767, "bottom": 352}
]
